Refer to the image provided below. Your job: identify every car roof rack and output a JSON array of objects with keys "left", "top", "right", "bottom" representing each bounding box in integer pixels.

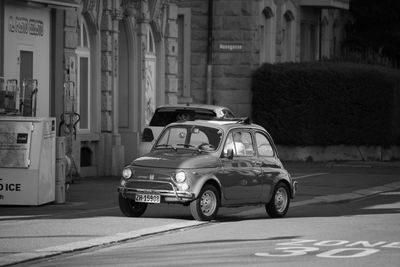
[
  {"left": 236, "top": 117, "right": 251, "bottom": 124},
  {"left": 210, "top": 117, "right": 251, "bottom": 124}
]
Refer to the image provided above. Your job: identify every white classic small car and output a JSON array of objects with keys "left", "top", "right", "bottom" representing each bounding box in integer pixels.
[{"left": 118, "top": 118, "right": 298, "bottom": 221}]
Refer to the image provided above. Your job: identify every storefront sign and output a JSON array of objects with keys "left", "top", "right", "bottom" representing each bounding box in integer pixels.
[
  {"left": 218, "top": 43, "right": 243, "bottom": 52},
  {"left": 8, "top": 16, "right": 44, "bottom": 36},
  {"left": 0, "top": 178, "right": 22, "bottom": 202},
  {"left": 0, "top": 121, "right": 32, "bottom": 168}
]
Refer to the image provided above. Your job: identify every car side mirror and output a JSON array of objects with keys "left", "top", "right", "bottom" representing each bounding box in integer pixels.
[
  {"left": 142, "top": 128, "right": 154, "bottom": 142},
  {"left": 222, "top": 148, "right": 234, "bottom": 160}
]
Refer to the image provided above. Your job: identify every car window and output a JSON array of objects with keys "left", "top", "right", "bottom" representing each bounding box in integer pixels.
[
  {"left": 149, "top": 109, "right": 217, "bottom": 126},
  {"left": 224, "top": 130, "right": 254, "bottom": 156},
  {"left": 221, "top": 109, "right": 235, "bottom": 118},
  {"left": 255, "top": 132, "right": 274, "bottom": 157},
  {"left": 192, "top": 110, "right": 218, "bottom": 120},
  {"left": 156, "top": 125, "right": 222, "bottom": 151},
  {"left": 157, "top": 127, "right": 187, "bottom": 145}
]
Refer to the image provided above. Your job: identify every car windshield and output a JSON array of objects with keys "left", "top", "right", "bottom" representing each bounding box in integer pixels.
[
  {"left": 149, "top": 109, "right": 217, "bottom": 127},
  {"left": 154, "top": 125, "right": 223, "bottom": 152}
]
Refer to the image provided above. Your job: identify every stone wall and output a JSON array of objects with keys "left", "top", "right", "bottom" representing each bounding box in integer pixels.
[
  {"left": 165, "top": 4, "right": 179, "bottom": 104},
  {"left": 173, "top": 0, "right": 259, "bottom": 117},
  {"left": 172, "top": 0, "right": 351, "bottom": 119},
  {"left": 212, "top": 0, "right": 258, "bottom": 117}
]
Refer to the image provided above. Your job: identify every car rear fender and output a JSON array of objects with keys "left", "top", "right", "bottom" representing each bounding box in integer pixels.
[{"left": 269, "top": 178, "right": 293, "bottom": 202}]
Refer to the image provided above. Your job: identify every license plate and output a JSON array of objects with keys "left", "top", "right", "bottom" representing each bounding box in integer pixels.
[{"left": 135, "top": 193, "right": 160, "bottom": 203}]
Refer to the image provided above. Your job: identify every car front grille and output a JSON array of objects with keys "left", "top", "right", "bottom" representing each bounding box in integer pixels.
[{"left": 125, "top": 180, "right": 174, "bottom": 191}]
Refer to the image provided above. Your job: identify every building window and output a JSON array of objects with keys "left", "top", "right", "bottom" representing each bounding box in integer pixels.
[
  {"left": 177, "top": 8, "right": 191, "bottom": 103},
  {"left": 147, "top": 27, "right": 155, "bottom": 54},
  {"left": 76, "top": 18, "right": 90, "bottom": 131},
  {"left": 260, "top": 6, "right": 276, "bottom": 64},
  {"left": 320, "top": 16, "right": 330, "bottom": 59},
  {"left": 333, "top": 19, "right": 340, "bottom": 57},
  {"left": 145, "top": 27, "right": 157, "bottom": 125},
  {"left": 301, "top": 20, "right": 318, "bottom": 61},
  {"left": 282, "top": 10, "right": 295, "bottom": 62}
]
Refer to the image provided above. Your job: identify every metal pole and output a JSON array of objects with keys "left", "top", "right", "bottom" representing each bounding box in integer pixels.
[
  {"left": 112, "top": 0, "right": 121, "bottom": 135},
  {"left": 206, "top": 0, "right": 213, "bottom": 105}
]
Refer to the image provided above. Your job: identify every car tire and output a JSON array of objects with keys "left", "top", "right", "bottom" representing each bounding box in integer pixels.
[
  {"left": 118, "top": 193, "right": 147, "bottom": 217},
  {"left": 265, "top": 182, "right": 290, "bottom": 218},
  {"left": 190, "top": 184, "right": 220, "bottom": 221}
]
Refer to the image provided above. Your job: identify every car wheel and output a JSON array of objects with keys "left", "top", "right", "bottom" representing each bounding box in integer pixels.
[
  {"left": 190, "top": 184, "right": 220, "bottom": 221},
  {"left": 118, "top": 193, "right": 147, "bottom": 217},
  {"left": 265, "top": 182, "right": 290, "bottom": 218}
]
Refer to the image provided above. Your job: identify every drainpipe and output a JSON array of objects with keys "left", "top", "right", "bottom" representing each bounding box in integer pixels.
[
  {"left": 112, "top": 0, "right": 120, "bottom": 136},
  {"left": 318, "top": 9, "right": 322, "bottom": 60},
  {"left": 111, "top": 0, "right": 124, "bottom": 175},
  {"left": 206, "top": 0, "right": 213, "bottom": 104}
]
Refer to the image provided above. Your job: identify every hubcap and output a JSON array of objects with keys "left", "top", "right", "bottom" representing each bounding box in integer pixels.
[
  {"left": 200, "top": 190, "right": 217, "bottom": 216},
  {"left": 275, "top": 187, "right": 288, "bottom": 213}
]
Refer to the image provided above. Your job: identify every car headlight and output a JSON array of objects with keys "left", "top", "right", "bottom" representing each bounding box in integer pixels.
[
  {"left": 122, "top": 168, "right": 133, "bottom": 179},
  {"left": 175, "top": 171, "right": 186, "bottom": 183},
  {"left": 179, "top": 183, "right": 189, "bottom": 191}
]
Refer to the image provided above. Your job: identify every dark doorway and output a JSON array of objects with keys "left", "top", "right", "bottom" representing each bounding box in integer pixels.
[{"left": 20, "top": 50, "right": 33, "bottom": 116}]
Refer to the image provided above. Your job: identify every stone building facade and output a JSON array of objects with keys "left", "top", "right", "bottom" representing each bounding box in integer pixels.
[
  {"left": 1, "top": 0, "right": 181, "bottom": 177},
  {"left": 172, "top": 0, "right": 349, "bottom": 117},
  {"left": 1, "top": 0, "right": 350, "bottom": 177}
]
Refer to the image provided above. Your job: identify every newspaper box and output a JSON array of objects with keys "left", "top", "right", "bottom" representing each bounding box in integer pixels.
[{"left": 0, "top": 117, "right": 56, "bottom": 205}]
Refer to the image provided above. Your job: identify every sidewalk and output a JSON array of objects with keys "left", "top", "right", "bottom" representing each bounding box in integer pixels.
[
  {"left": 1, "top": 161, "right": 400, "bottom": 266},
  {"left": 0, "top": 175, "right": 206, "bottom": 266}
]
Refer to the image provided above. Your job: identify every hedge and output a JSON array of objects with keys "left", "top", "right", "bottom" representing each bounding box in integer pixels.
[{"left": 251, "top": 62, "right": 400, "bottom": 146}]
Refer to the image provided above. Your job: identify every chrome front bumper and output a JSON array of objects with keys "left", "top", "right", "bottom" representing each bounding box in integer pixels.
[{"left": 118, "top": 179, "right": 194, "bottom": 202}]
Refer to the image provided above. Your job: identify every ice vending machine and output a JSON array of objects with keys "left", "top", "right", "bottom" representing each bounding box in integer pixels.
[{"left": 0, "top": 117, "right": 56, "bottom": 205}]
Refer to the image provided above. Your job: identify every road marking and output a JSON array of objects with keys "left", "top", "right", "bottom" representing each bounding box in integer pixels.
[
  {"left": 255, "top": 239, "right": 399, "bottom": 259},
  {"left": 292, "top": 173, "right": 328, "bottom": 180}
]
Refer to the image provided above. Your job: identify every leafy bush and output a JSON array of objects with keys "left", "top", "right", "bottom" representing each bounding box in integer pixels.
[{"left": 251, "top": 62, "right": 400, "bottom": 146}]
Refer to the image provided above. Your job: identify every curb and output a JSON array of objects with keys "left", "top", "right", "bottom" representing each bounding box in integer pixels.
[
  {"left": 0, "top": 221, "right": 207, "bottom": 267},
  {"left": 326, "top": 161, "right": 400, "bottom": 168},
  {"left": 291, "top": 181, "right": 400, "bottom": 207}
]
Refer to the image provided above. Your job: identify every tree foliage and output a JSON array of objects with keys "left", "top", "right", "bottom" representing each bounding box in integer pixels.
[{"left": 344, "top": 0, "right": 400, "bottom": 62}]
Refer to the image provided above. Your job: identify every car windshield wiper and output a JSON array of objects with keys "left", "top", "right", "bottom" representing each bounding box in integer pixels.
[
  {"left": 176, "top": 143, "right": 201, "bottom": 152},
  {"left": 154, "top": 144, "right": 176, "bottom": 150}
]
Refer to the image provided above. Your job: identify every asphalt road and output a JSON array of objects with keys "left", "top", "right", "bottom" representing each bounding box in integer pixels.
[
  {"left": 1, "top": 162, "right": 398, "bottom": 266},
  {"left": 21, "top": 186, "right": 400, "bottom": 267}
]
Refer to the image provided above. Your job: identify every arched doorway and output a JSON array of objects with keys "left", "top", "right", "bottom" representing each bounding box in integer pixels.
[{"left": 118, "top": 19, "right": 140, "bottom": 163}]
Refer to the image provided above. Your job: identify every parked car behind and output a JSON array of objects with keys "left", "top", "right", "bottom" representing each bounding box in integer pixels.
[
  {"left": 118, "top": 117, "right": 298, "bottom": 221},
  {"left": 139, "top": 104, "right": 235, "bottom": 156}
]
